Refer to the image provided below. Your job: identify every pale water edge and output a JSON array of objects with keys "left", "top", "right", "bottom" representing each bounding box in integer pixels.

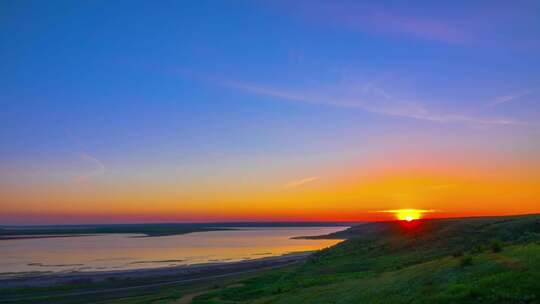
[{"left": 0, "top": 227, "right": 346, "bottom": 277}]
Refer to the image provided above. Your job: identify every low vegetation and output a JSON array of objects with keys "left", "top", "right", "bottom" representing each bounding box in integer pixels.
[{"left": 192, "top": 214, "right": 540, "bottom": 304}]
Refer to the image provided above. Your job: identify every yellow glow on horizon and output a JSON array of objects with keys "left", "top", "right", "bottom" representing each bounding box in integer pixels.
[
  {"left": 2, "top": 160, "right": 539, "bottom": 223},
  {"left": 382, "top": 209, "right": 432, "bottom": 221}
]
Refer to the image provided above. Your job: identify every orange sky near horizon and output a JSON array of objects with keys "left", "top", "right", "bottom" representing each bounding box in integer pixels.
[{"left": 3, "top": 152, "right": 539, "bottom": 224}]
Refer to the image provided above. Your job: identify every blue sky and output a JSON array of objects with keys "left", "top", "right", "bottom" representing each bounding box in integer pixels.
[{"left": 1, "top": 1, "right": 539, "bottom": 224}]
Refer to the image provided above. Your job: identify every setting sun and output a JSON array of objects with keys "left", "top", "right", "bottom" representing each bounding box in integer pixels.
[
  {"left": 381, "top": 209, "right": 434, "bottom": 222},
  {"left": 398, "top": 209, "right": 421, "bottom": 221}
]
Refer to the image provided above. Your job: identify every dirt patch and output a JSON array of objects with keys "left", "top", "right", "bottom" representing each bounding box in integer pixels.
[
  {"left": 491, "top": 254, "right": 522, "bottom": 270},
  {"left": 175, "top": 291, "right": 207, "bottom": 304},
  {"left": 174, "top": 283, "right": 245, "bottom": 304}
]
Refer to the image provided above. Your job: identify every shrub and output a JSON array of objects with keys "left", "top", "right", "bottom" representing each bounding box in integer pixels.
[
  {"left": 490, "top": 240, "right": 503, "bottom": 253},
  {"left": 460, "top": 256, "right": 473, "bottom": 267},
  {"left": 452, "top": 250, "right": 464, "bottom": 258},
  {"left": 470, "top": 245, "right": 485, "bottom": 254}
]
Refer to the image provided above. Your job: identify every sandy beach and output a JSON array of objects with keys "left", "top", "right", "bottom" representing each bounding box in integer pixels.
[{"left": 0, "top": 251, "right": 312, "bottom": 289}]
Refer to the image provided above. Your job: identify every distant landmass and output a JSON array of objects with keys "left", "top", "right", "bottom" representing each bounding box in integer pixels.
[{"left": 0, "top": 222, "right": 357, "bottom": 240}]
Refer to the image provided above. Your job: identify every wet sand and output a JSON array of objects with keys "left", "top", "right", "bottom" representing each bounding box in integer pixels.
[{"left": 0, "top": 251, "right": 312, "bottom": 288}]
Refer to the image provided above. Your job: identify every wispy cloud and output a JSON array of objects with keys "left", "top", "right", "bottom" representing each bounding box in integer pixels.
[
  {"left": 357, "top": 10, "right": 468, "bottom": 44},
  {"left": 271, "top": 1, "right": 540, "bottom": 48},
  {"left": 285, "top": 176, "right": 319, "bottom": 189},
  {"left": 224, "top": 80, "right": 531, "bottom": 127},
  {"left": 74, "top": 153, "right": 106, "bottom": 183},
  {"left": 65, "top": 130, "right": 107, "bottom": 183},
  {"left": 491, "top": 89, "right": 533, "bottom": 106},
  {"left": 275, "top": 2, "right": 469, "bottom": 44},
  {"left": 226, "top": 80, "right": 317, "bottom": 105},
  {"left": 429, "top": 184, "right": 456, "bottom": 190}
]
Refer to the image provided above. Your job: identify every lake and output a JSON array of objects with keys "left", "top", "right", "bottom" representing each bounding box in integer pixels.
[{"left": 0, "top": 227, "right": 345, "bottom": 277}]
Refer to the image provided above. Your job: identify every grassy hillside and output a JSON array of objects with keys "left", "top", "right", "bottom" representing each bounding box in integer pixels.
[{"left": 193, "top": 214, "right": 540, "bottom": 304}]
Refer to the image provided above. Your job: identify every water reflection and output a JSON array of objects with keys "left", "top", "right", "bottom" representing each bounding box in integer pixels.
[{"left": 0, "top": 227, "right": 345, "bottom": 276}]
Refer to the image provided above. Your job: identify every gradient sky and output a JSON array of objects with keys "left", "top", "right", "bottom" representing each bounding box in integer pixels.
[{"left": 1, "top": 0, "right": 539, "bottom": 224}]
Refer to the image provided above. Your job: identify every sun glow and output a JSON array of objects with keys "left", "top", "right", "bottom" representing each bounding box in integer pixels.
[
  {"left": 379, "top": 209, "right": 434, "bottom": 221},
  {"left": 397, "top": 209, "right": 422, "bottom": 221}
]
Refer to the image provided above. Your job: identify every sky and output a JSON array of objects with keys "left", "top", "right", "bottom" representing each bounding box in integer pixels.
[{"left": 1, "top": 0, "right": 539, "bottom": 224}]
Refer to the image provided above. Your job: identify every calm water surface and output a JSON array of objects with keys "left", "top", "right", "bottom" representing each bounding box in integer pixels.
[{"left": 0, "top": 227, "right": 345, "bottom": 276}]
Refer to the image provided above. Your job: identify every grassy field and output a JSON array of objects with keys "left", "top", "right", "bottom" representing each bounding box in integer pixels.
[
  {"left": 2, "top": 214, "right": 539, "bottom": 304},
  {"left": 191, "top": 214, "right": 540, "bottom": 304}
]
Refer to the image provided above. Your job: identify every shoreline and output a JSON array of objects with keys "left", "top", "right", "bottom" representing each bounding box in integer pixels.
[
  {"left": 0, "top": 251, "right": 314, "bottom": 288},
  {"left": 0, "top": 234, "right": 101, "bottom": 241}
]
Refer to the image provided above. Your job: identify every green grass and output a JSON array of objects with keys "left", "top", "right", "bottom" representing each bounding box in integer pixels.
[{"left": 192, "top": 214, "right": 540, "bottom": 304}]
